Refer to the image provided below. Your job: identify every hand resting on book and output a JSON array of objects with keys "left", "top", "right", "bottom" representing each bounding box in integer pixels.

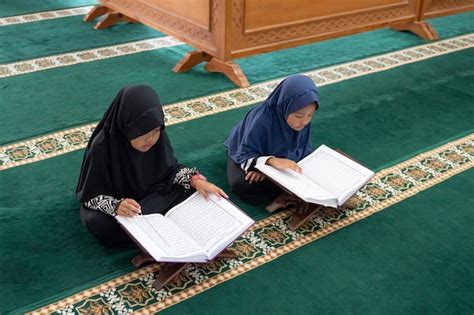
[
  {"left": 193, "top": 180, "right": 229, "bottom": 200},
  {"left": 256, "top": 145, "right": 374, "bottom": 208},
  {"left": 267, "top": 157, "right": 302, "bottom": 173}
]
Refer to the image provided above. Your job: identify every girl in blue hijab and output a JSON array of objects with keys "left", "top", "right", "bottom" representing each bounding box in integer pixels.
[{"left": 224, "top": 74, "right": 320, "bottom": 204}]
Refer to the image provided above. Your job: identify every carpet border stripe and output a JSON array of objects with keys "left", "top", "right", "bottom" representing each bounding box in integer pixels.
[
  {"left": 0, "top": 6, "right": 94, "bottom": 26},
  {"left": 0, "top": 36, "right": 180, "bottom": 78}
]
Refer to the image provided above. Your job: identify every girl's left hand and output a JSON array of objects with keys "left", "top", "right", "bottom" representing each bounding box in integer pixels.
[{"left": 194, "top": 180, "right": 229, "bottom": 200}]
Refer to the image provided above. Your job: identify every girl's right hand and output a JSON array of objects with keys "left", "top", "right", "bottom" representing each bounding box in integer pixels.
[
  {"left": 245, "top": 171, "right": 266, "bottom": 184},
  {"left": 194, "top": 180, "right": 229, "bottom": 201},
  {"left": 266, "top": 157, "right": 302, "bottom": 173},
  {"left": 116, "top": 198, "right": 142, "bottom": 217}
]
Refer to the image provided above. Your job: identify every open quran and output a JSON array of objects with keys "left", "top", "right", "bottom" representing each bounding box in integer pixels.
[
  {"left": 117, "top": 192, "right": 254, "bottom": 263},
  {"left": 256, "top": 145, "right": 374, "bottom": 208}
]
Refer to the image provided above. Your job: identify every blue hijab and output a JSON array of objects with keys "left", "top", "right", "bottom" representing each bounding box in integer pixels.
[{"left": 225, "top": 74, "right": 320, "bottom": 164}]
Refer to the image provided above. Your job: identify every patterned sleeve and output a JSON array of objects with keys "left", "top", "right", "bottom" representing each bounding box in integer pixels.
[
  {"left": 173, "top": 167, "right": 199, "bottom": 190},
  {"left": 240, "top": 156, "right": 273, "bottom": 172},
  {"left": 83, "top": 195, "right": 123, "bottom": 216}
]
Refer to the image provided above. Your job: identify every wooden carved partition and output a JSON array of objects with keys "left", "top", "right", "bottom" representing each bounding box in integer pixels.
[{"left": 84, "top": 0, "right": 473, "bottom": 87}]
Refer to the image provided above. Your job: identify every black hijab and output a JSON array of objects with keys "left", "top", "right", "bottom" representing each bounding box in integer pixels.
[{"left": 76, "top": 85, "right": 181, "bottom": 202}]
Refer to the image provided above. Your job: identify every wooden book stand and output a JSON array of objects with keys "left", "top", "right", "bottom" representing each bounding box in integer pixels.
[
  {"left": 266, "top": 193, "right": 324, "bottom": 230},
  {"left": 132, "top": 249, "right": 237, "bottom": 291},
  {"left": 265, "top": 148, "right": 366, "bottom": 230}
]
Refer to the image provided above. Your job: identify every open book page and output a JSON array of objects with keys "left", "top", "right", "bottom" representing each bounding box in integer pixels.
[
  {"left": 298, "top": 145, "right": 374, "bottom": 205},
  {"left": 256, "top": 160, "right": 337, "bottom": 205},
  {"left": 165, "top": 192, "right": 254, "bottom": 260},
  {"left": 116, "top": 214, "right": 206, "bottom": 263}
]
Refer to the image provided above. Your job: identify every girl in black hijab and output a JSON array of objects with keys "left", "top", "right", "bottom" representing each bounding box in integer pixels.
[{"left": 76, "top": 85, "right": 227, "bottom": 248}]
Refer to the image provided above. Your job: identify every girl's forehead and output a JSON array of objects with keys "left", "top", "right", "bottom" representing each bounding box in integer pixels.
[{"left": 293, "top": 103, "right": 316, "bottom": 114}]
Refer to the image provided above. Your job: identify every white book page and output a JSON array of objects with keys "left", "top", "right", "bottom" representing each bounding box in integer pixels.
[
  {"left": 299, "top": 145, "right": 374, "bottom": 205},
  {"left": 166, "top": 192, "right": 254, "bottom": 260},
  {"left": 256, "top": 161, "right": 335, "bottom": 204},
  {"left": 117, "top": 214, "right": 205, "bottom": 262}
]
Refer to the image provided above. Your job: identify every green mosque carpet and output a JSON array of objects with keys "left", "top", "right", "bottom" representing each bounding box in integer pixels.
[
  {"left": 0, "top": 1, "right": 473, "bottom": 313},
  {"left": 0, "top": 1, "right": 97, "bottom": 18}
]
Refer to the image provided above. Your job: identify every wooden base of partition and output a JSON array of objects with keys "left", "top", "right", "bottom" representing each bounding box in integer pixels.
[
  {"left": 391, "top": 21, "right": 439, "bottom": 41},
  {"left": 174, "top": 50, "right": 249, "bottom": 88},
  {"left": 84, "top": 6, "right": 136, "bottom": 29},
  {"left": 205, "top": 58, "right": 249, "bottom": 88},
  {"left": 83, "top": 5, "right": 109, "bottom": 22},
  {"left": 173, "top": 51, "right": 213, "bottom": 73}
]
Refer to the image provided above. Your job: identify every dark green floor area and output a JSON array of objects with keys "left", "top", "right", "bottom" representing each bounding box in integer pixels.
[{"left": 0, "top": 16, "right": 165, "bottom": 64}]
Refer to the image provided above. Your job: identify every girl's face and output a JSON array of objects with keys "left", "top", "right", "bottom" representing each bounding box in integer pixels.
[
  {"left": 130, "top": 127, "right": 161, "bottom": 152},
  {"left": 286, "top": 103, "right": 317, "bottom": 131}
]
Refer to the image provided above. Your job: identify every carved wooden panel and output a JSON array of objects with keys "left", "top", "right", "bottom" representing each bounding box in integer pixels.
[
  {"left": 102, "top": 0, "right": 218, "bottom": 52},
  {"left": 140, "top": 0, "right": 211, "bottom": 30},
  {"left": 231, "top": 0, "right": 417, "bottom": 58},
  {"left": 244, "top": 0, "right": 407, "bottom": 32},
  {"left": 422, "top": 0, "right": 474, "bottom": 18}
]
